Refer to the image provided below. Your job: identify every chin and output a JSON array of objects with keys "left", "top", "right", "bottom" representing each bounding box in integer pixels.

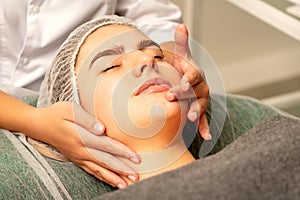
[{"left": 130, "top": 92, "right": 188, "bottom": 126}]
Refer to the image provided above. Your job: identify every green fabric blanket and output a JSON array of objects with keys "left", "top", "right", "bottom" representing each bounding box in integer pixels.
[{"left": 0, "top": 86, "right": 284, "bottom": 199}]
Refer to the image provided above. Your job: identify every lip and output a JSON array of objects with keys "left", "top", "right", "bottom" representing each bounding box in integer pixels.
[{"left": 134, "top": 77, "right": 172, "bottom": 96}]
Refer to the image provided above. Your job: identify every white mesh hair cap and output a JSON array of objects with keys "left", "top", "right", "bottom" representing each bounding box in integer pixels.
[{"left": 37, "top": 15, "right": 135, "bottom": 108}]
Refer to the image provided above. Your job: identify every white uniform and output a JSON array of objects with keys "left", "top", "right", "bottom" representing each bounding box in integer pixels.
[{"left": 0, "top": 0, "right": 181, "bottom": 90}]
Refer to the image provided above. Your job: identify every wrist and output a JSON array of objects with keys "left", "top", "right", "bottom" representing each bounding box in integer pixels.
[
  {"left": 21, "top": 107, "right": 46, "bottom": 141},
  {"left": 20, "top": 106, "right": 36, "bottom": 132}
]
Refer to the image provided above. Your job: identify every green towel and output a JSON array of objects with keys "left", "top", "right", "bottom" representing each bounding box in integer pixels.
[{"left": 189, "top": 93, "right": 279, "bottom": 158}]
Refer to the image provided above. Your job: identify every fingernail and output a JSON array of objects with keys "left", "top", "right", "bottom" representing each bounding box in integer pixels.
[
  {"left": 93, "top": 123, "right": 104, "bottom": 134},
  {"left": 166, "top": 91, "right": 175, "bottom": 101},
  {"left": 130, "top": 156, "right": 140, "bottom": 164},
  {"left": 205, "top": 133, "right": 212, "bottom": 140},
  {"left": 181, "top": 78, "right": 190, "bottom": 91},
  {"left": 128, "top": 175, "right": 137, "bottom": 182},
  {"left": 188, "top": 111, "right": 198, "bottom": 121},
  {"left": 117, "top": 183, "right": 126, "bottom": 189}
]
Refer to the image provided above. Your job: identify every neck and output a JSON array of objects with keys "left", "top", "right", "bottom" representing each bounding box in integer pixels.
[{"left": 119, "top": 140, "right": 195, "bottom": 185}]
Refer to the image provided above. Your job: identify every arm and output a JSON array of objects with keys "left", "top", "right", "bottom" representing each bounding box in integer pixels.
[
  {"left": 0, "top": 90, "right": 140, "bottom": 189},
  {"left": 0, "top": 91, "right": 34, "bottom": 133}
]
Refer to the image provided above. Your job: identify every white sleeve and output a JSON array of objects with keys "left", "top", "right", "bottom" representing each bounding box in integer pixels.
[{"left": 116, "top": 0, "right": 182, "bottom": 42}]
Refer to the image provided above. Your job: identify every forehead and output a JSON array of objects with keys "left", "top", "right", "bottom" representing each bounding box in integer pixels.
[
  {"left": 75, "top": 24, "right": 147, "bottom": 71},
  {"left": 81, "top": 25, "right": 144, "bottom": 55}
]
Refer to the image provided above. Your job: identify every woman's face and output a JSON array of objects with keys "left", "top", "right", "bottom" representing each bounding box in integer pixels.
[{"left": 75, "top": 25, "right": 188, "bottom": 151}]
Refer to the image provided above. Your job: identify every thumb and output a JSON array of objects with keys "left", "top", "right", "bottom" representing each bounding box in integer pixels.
[
  {"left": 67, "top": 102, "right": 105, "bottom": 135},
  {"left": 173, "top": 24, "right": 190, "bottom": 62}
]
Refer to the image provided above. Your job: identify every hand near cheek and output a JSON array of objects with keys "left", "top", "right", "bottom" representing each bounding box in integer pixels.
[
  {"left": 164, "top": 24, "right": 211, "bottom": 141},
  {"left": 29, "top": 102, "right": 140, "bottom": 189}
]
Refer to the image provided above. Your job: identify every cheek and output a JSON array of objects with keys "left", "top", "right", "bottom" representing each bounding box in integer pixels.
[
  {"left": 94, "top": 78, "right": 128, "bottom": 140},
  {"left": 129, "top": 94, "right": 189, "bottom": 127},
  {"left": 94, "top": 78, "right": 114, "bottom": 127},
  {"left": 158, "top": 63, "right": 182, "bottom": 85}
]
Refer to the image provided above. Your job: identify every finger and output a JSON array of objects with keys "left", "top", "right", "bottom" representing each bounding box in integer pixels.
[
  {"left": 79, "top": 161, "right": 128, "bottom": 189},
  {"left": 87, "top": 148, "right": 139, "bottom": 181},
  {"left": 59, "top": 121, "right": 140, "bottom": 187},
  {"left": 75, "top": 125, "right": 140, "bottom": 164},
  {"left": 61, "top": 102, "right": 105, "bottom": 135},
  {"left": 180, "top": 62, "right": 206, "bottom": 91},
  {"left": 174, "top": 24, "right": 189, "bottom": 60},
  {"left": 72, "top": 103, "right": 106, "bottom": 135},
  {"left": 187, "top": 99, "right": 211, "bottom": 140},
  {"left": 198, "top": 113, "right": 211, "bottom": 141},
  {"left": 187, "top": 98, "right": 208, "bottom": 122},
  {"left": 166, "top": 84, "right": 195, "bottom": 101},
  {"left": 166, "top": 80, "right": 209, "bottom": 101}
]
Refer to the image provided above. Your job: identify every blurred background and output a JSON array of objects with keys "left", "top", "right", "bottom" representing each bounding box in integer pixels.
[{"left": 171, "top": 0, "right": 300, "bottom": 117}]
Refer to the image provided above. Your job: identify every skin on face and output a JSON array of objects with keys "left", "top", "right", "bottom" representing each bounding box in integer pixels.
[{"left": 75, "top": 25, "right": 189, "bottom": 153}]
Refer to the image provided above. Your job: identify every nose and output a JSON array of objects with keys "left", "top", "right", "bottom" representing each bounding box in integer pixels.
[{"left": 131, "top": 51, "right": 158, "bottom": 77}]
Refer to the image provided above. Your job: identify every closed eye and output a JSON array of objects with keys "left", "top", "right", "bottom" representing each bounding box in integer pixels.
[
  {"left": 154, "top": 55, "right": 164, "bottom": 59},
  {"left": 154, "top": 54, "right": 168, "bottom": 62},
  {"left": 102, "top": 65, "right": 121, "bottom": 73}
]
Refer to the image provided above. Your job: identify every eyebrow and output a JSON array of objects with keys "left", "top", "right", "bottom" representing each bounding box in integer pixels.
[
  {"left": 137, "top": 39, "right": 162, "bottom": 51},
  {"left": 89, "top": 45, "right": 125, "bottom": 69},
  {"left": 89, "top": 39, "right": 162, "bottom": 70}
]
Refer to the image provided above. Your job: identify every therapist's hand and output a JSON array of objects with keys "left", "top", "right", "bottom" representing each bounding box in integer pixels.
[
  {"left": 28, "top": 101, "right": 140, "bottom": 189},
  {"left": 164, "top": 24, "right": 211, "bottom": 140}
]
